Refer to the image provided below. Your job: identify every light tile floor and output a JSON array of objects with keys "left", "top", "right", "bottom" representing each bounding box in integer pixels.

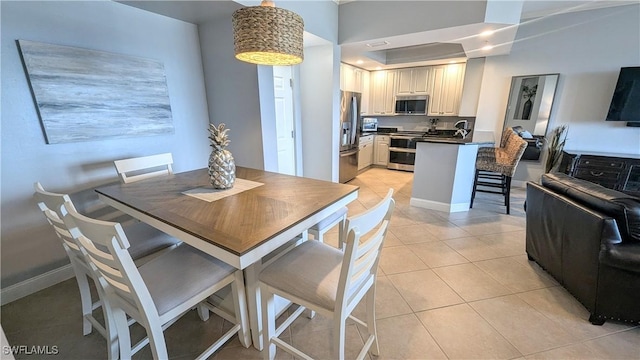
[{"left": 2, "top": 168, "right": 638, "bottom": 359}]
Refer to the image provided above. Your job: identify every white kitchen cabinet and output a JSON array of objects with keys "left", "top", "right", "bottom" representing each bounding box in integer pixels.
[
  {"left": 369, "top": 70, "right": 397, "bottom": 115},
  {"left": 341, "top": 63, "right": 370, "bottom": 114},
  {"left": 428, "top": 63, "right": 465, "bottom": 116},
  {"left": 374, "top": 135, "right": 390, "bottom": 166},
  {"left": 396, "top": 67, "right": 430, "bottom": 96},
  {"left": 358, "top": 135, "right": 374, "bottom": 170},
  {"left": 341, "top": 63, "right": 365, "bottom": 92},
  {"left": 340, "top": 63, "right": 353, "bottom": 91},
  {"left": 360, "top": 70, "right": 370, "bottom": 115}
]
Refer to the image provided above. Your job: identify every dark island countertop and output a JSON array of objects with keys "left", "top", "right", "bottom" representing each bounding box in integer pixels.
[{"left": 414, "top": 130, "right": 495, "bottom": 145}]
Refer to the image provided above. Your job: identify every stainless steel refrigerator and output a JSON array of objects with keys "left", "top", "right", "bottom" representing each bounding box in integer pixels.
[{"left": 339, "top": 91, "right": 361, "bottom": 183}]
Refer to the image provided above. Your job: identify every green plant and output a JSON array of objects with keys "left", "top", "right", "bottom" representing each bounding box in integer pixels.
[
  {"left": 522, "top": 84, "right": 538, "bottom": 100},
  {"left": 545, "top": 125, "right": 568, "bottom": 173}
]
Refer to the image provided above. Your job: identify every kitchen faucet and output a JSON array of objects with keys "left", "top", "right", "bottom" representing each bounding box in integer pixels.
[
  {"left": 454, "top": 120, "right": 468, "bottom": 130},
  {"left": 429, "top": 118, "right": 438, "bottom": 133},
  {"left": 454, "top": 120, "right": 470, "bottom": 139}
]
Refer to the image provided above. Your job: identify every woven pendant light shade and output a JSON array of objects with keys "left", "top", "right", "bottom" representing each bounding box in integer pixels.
[{"left": 232, "top": 3, "right": 304, "bottom": 66}]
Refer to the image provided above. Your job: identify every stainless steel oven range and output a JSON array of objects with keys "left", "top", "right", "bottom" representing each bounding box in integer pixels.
[{"left": 387, "top": 131, "right": 425, "bottom": 172}]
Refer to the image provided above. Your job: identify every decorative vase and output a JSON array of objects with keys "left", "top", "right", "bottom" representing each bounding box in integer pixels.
[
  {"left": 522, "top": 98, "right": 533, "bottom": 120},
  {"left": 208, "top": 123, "right": 236, "bottom": 189}
]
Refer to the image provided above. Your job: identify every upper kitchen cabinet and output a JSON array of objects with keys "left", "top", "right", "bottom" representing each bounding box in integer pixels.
[
  {"left": 396, "top": 67, "right": 430, "bottom": 96},
  {"left": 341, "top": 63, "right": 370, "bottom": 114},
  {"left": 361, "top": 70, "right": 370, "bottom": 115},
  {"left": 428, "top": 63, "right": 465, "bottom": 116},
  {"left": 340, "top": 63, "right": 363, "bottom": 92},
  {"left": 370, "top": 70, "right": 397, "bottom": 115}
]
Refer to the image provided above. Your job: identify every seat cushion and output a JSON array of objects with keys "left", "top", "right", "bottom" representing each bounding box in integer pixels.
[
  {"left": 542, "top": 173, "right": 640, "bottom": 243},
  {"left": 123, "top": 222, "right": 181, "bottom": 260},
  {"left": 310, "top": 206, "right": 348, "bottom": 231},
  {"left": 138, "top": 244, "right": 235, "bottom": 317},
  {"left": 259, "top": 240, "right": 343, "bottom": 311}
]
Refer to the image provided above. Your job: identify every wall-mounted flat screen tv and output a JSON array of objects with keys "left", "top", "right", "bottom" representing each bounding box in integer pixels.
[{"left": 606, "top": 66, "right": 640, "bottom": 126}]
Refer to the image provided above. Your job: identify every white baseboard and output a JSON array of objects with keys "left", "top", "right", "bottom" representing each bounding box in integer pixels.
[
  {"left": 410, "top": 197, "right": 470, "bottom": 213},
  {"left": 1, "top": 265, "right": 74, "bottom": 305},
  {"left": 512, "top": 180, "right": 528, "bottom": 188}
]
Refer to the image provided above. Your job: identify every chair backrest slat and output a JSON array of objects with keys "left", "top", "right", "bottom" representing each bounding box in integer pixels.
[
  {"left": 35, "top": 183, "right": 88, "bottom": 261},
  {"left": 335, "top": 189, "right": 394, "bottom": 314},
  {"left": 114, "top": 153, "right": 173, "bottom": 184},
  {"left": 346, "top": 220, "right": 388, "bottom": 294},
  {"left": 63, "top": 201, "right": 159, "bottom": 323},
  {"left": 344, "top": 192, "right": 394, "bottom": 236},
  {"left": 352, "top": 236, "right": 382, "bottom": 277}
]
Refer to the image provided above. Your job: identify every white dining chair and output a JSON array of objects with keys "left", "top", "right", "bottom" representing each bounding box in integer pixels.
[
  {"left": 259, "top": 189, "right": 395, "bottom": 360},
  {"left": 34, "top": 183, "right": 180, "bottom": 343},
  {"left": 113, "top": 153, "right": 173, "bottom": 184},
  {"left": 62, "top": 201, "right": 251, "bottom": 360},
  {"left": 308, "top": 206, "right": 348, "bottom": 245}
]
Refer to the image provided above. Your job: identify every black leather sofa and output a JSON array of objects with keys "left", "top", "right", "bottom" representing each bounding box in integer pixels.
[{"left": 526, "top": 172, "right": 640, "bottom": 325}]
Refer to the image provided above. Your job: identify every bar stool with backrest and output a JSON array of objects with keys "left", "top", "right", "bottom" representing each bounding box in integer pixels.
[
  {"left": 259, "top": 189, "right": 395, "bottom": 360},
  {"left": 34, "top": 182, "right": 180, "bottom": 350},
  {"left": 470, "top": 128, "right": 528, "bottom": 214},
  {"left": 308, "top": 206, "right": 348, "bottom": 244},
  {"left": 62, "top": 201, "right": 251, "bottom": 360},
  {"left": 113, "top": 153, "right": 173, "bottom": 184}
]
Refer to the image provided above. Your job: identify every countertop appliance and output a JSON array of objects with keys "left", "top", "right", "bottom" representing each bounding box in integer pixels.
[
  {"left": 361, "top": 117, "right": 378, "bottom": 132},
  {"left": 395, "top": 95, "right": 428, "bottom": 115},
  {"left": 339, "top": 91, "right": 361, "bottom": 183}
]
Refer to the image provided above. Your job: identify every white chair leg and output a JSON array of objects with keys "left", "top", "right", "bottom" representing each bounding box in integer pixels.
[
  {"left": 145, "top": 317, "right": 169, "bottom": 360},
  {"left": 305, "top": 309, "right": 316, "bottom": 319},
  {"left": 113, "top": 308, "right": 131, "bottom": 360},
  {"left": 102, "top": 300, "right": 119, "bottom": 360},
  {"left": 232, "top": 271, "right": 251, "bottom": 348},
  {"left": 337, "top": 219, "right": 347, "bottom": 250},
  {"left": 261, "top": 285, "right": 277, "bottom": 360},
  {"left": 197, "top": 303, "right": 210, "bottom": 321},
  {"left": 365, "top": 287, "right": 379, "bottom": 356},
  {"left": 74, "top": 270, "right": 94, "bottom": 336},
  {"left": 332, "top": 317, "right": 346, "bottom": 360}
]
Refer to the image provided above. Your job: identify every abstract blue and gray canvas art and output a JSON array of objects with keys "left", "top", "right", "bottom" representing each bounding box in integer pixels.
[{"left": 18, "top": 40, "right": 174, "bottom": 144}]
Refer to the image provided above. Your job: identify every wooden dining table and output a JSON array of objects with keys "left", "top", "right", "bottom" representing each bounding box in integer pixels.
[{"left": 95, "top": 166, "right": 359, "bottom": 349}]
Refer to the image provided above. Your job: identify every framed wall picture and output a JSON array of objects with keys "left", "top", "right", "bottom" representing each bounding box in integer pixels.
[{"left": 17, "top": 40, "right": 174, "bottom": 144}]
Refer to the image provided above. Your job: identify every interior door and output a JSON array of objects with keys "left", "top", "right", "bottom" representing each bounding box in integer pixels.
[{"left": 273, "top": 66, "right": 296, "bottom": 175}]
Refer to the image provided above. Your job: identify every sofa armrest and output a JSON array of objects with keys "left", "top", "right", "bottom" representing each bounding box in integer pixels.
[
  {"left": 526, "top": 181, "right": 624, "bottom": 313},
  {"left": 542, "top": 173, "right": 640, "bottom": 243},
  {"left": 600, "top": 243, "right": 640, "bottom": 273}
]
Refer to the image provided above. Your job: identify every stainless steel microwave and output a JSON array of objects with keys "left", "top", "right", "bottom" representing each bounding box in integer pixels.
[{"left": 395, "top": 95, "right": 428, "bottom": 115}]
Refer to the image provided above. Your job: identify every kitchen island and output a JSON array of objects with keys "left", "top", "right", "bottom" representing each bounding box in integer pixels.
[{"left": 410, "top": 130, "right": 494, "bottom": 212}]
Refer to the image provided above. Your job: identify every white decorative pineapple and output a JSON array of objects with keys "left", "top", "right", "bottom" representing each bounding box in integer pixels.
[{"left": 208, "top": 123, "right": 236, "bottom": 189}]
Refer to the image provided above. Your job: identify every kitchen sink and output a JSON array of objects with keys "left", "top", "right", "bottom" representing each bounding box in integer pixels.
[{"left": 422, "top": 130, "right": 458, "bottom": 138}]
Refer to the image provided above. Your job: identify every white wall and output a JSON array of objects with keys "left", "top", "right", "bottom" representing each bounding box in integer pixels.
[
  {"left": 475, "top": 4, "right": 640, "bottom": 182},
  {"left": 300, "top": 44, "right": 341, "bottom": 181},
  {"left": 199, "top": 1, "right": 340, "bottom": 176},
  {"left": 198, "top": 16, "right": 266, "bottom": 170},
  {"left": 1, "top": 1, "right": 211, "bottom": 287}
]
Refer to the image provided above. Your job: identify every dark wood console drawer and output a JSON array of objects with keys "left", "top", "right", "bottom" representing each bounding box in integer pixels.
[
  {"left": 577, "top": 157, "right": 625, "bottom": 169},
  {"left": 562, "top": 151, "right": 640, "bottom": 197},
  {"left": 573, "top": 168, "right": 622, "bottom": 181}
]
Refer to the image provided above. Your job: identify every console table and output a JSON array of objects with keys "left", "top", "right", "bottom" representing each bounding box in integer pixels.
[{"left": 559, "top": 150, "right": 640, "bottom": 197}]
